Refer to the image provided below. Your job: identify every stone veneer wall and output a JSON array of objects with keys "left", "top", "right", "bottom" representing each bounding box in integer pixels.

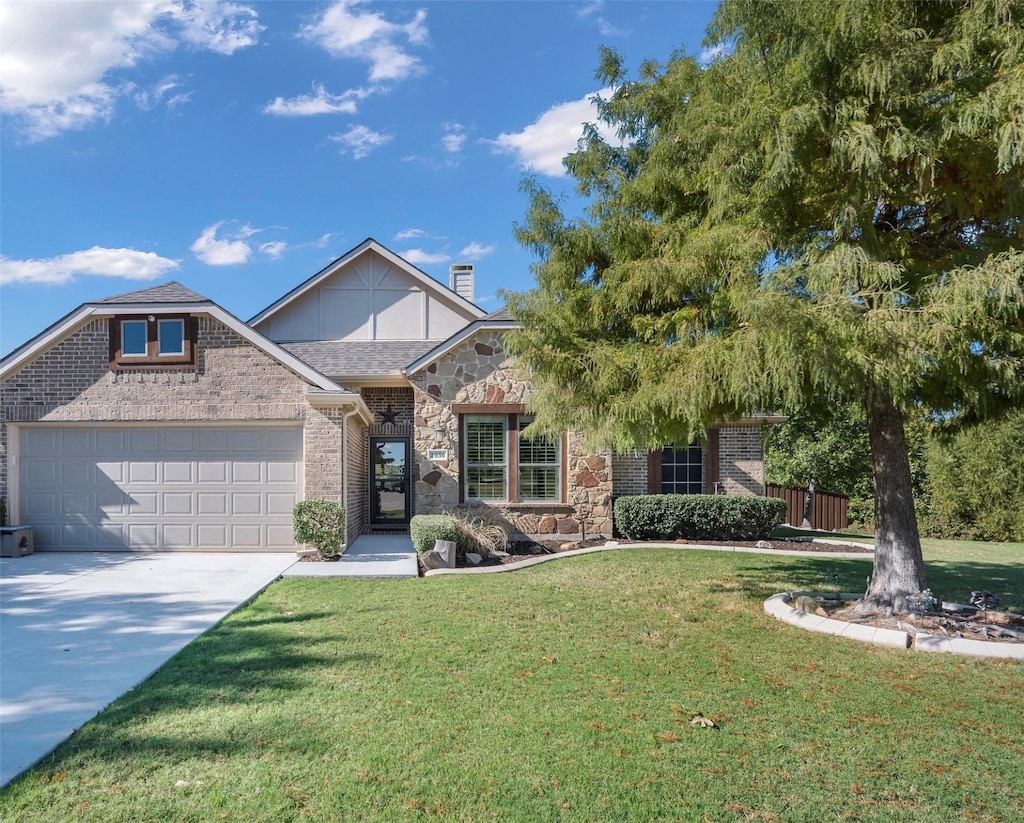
[
  {"left": 0, "top": 316, "right": 350, "bottom": 524},
  {"left": 408, "top": 330, "right": 613, "bottom": 536},
  {"left": 717, "top": 425, "right": 766, "bottom": 495}
]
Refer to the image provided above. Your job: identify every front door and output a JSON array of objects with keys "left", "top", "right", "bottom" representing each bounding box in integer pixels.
[{"left": 370, "top": 437, "right": 411, "bottom": 526}]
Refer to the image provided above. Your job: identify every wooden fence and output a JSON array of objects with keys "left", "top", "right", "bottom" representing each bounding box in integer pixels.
[{"left": 765, "top": 484, "right": 849, "bottom": 531}]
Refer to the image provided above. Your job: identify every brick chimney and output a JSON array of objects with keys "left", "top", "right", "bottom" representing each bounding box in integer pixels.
[{"left": 448, "top": 263, "right": 474, "bottom": 304}]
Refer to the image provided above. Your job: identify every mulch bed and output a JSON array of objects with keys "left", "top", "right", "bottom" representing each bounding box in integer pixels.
[{"left": 815, "top": 598, "right": 1024, "bottom": 645}]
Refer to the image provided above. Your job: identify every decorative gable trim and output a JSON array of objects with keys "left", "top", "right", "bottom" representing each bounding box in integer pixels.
[{"left": 247, "top": 238, "right": 487, "bottom": 327}]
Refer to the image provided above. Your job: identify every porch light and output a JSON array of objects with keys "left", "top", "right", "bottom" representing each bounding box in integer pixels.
[{"left": 433, "top": 425, "right": 446, "bottom": 444}]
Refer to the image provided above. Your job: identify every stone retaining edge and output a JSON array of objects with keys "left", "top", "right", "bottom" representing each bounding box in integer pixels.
[
  {"left": 764, "top": 592, "right": 1024, "bottom": 660},
  {"left": 423, "top": 542, "right": 871, "bottom": 577}
]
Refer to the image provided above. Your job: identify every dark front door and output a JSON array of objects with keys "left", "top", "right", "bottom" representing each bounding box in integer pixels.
[{"left": 370, "top": 437, "right": 411, "bottom": 526}]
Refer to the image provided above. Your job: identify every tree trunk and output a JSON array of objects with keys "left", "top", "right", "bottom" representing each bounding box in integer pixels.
[
  {"left": 861, "top": 387, "right": 926, "bottom": 612},
  {"left": 801, "top": 478, "right": 815, "bottom": 528}
]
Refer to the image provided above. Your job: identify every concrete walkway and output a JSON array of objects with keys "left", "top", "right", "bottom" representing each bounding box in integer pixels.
[
  {"left": 0, "top": 552, "right": 296, "bottom": 787},
  {"left": 282, "top": 534, "right": 418, "bottom": 578}
]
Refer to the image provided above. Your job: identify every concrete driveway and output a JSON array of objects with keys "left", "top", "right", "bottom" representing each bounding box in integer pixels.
[{"left": 0, "top": 551, "right": 297, "bottom": 787}]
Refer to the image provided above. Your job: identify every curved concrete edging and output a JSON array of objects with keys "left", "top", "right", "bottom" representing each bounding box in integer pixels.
[
  {"left": 764, "top": 592, "right": 1024, "bottom": 661},
  {"left": 423, "top": 541, "right": 872, "bottom": 577}
]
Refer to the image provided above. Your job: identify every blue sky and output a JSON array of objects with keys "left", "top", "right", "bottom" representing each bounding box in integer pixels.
[{"left": 1, "top": 1, "right": 717, "bottom": 355}]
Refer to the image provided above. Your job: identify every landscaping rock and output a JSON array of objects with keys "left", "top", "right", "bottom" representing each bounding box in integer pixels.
[
  {"left": 466, "top": 552, "right": 483, "bottom": 565},
  {"left": 756, "top": 540, "right": 773, "bottom": 549}
]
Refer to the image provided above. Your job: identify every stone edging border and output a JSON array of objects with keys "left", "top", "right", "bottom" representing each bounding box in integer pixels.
[
  {"left": 424, "top": 540, "right": 871, "bottom": 577},
  {"left": 763, "top": 592, "right": 1024, "bottom": 661}
]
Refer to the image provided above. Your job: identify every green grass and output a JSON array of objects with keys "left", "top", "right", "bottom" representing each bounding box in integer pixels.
[
  {"left": 773, "top": 526, "right": 1024, "bottom": 611},
  {"left": 2, "top": 549, "right": 1022, "bottom": 822}
]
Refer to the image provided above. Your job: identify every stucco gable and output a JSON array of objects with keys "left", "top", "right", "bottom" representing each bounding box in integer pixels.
[{"left": 248, "top": 239, "right": 486, "bottom": 345}]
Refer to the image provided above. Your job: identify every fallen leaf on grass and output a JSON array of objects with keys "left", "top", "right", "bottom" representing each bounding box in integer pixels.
[{"left": 690, "top": 714, "right": 716, "bottom": 728}]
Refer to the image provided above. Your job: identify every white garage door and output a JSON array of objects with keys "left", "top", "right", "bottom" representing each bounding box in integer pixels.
[{"left": 18, "top": 425, "right": 303, "bottom": 551}]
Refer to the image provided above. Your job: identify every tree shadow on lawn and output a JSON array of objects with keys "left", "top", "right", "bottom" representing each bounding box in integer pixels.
[
  {"left": 21, "top": 609, "right": 381, "bottom": 779},
  {"left": 732, "top": 555, "right": 1023, "bottom": 612}
]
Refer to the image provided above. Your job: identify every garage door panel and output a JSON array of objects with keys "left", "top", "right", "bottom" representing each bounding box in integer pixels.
[
  {"left": 198, "top": 525, "right": 228, "bottom": 548},
  {"left": 128, "top": 462, "right": 158, "bottom": 483},
  {"left": 164, "top": 429, "right": 195, "bottom": 451},
  {"left": 128, "top": 524, "right": 158, "bottom": 548},
  {"left": 231, "top": 462, "right": 262, "bottom": 483},
  {"left": 164, "top": 493, "right": 193, "bottom": 515},
  {"left": 163, "top": 524, "right": 194, "bottom": 548},
  {"left": 232, "top": 493, "right": 262, "bottom": 515},
  {"left": 25, "top": 491, "right": 57, "bottom": 516},
  {"left": 130, "top": 429, "right": 159, "bottom": 451},
  {"left": 26, "top": 460, "right": 56, "bottom": 484},
  {"left": 164, "top": 462, "right": 192, "bottom": 483},
  {"left": 18, "top": 426, "right": 303, "bottom": 551},
  {"left": 232, "top": 524, "right": 262, "bottom": 548},
  {"left": 198, "top": 462, "right": 228, "bottom": 483},
  {"left": 60, "top": 429, "right": 92, "bottom": 453},
  {"left": 267, "top": 461, "right": 297, "bottom": 483}
]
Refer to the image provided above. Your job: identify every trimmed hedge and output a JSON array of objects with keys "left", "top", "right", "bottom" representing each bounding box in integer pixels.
[
  {"left": 410, "top": 514, "right": 459, "bottom": 554},
  {"left": 293, "top": 500, "right": 346, "bottom": 558},
  {"left": 613, "top": 494, "right": 786, "bottom": 541}
]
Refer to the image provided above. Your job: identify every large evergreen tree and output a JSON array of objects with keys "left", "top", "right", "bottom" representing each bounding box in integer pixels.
[{"left": 507, "top": 0, "right": 1024, "bottom": 610}]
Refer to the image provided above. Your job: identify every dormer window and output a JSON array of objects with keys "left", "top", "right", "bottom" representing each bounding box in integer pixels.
[{"left": 110, "top": 315, "right": 196, "bottom": 369}]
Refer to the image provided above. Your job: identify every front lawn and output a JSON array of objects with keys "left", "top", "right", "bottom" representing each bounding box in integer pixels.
[{"left": 2, "top": 549, "right": 1021, "bottom": 822}]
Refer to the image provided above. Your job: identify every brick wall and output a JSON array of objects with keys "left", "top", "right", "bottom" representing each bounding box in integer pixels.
[
  {"left": 611, "top": 451, "right": 649, "bottom": 496},
  {"left": 717, "top": 425, "right": 765, "bottom": 495},
  {"left": 0, "top": 315, "right": 351, "bottom": 526}
]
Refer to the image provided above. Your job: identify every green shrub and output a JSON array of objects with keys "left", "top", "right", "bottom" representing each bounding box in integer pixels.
[
  {"left": 613, "top": 494, "right": 786, "bottom": 541},
  {"left": 293, "top": 500, "right": 346, "bottom": 558},
  {"left": 410, "top": 514, "right": 458, "bottom": 554}
]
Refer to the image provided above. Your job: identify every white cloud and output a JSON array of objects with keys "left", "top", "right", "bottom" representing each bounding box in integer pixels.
[
  {"left": 0, "top": 247, "right": 180, "bottom": 286},
  {"left": 395, "top": 228, "right": 427, "bottom": 241},
  {"left": 259, "top": 240, "right": 287, "bottom": 259},
  {"left": 441, "top": 122, "right": 466, "bottom": 153},
  {"left": 458, "top": 242, "right": 495, "bottom": 261},
  {"left": 699, "top": 43, "right": 732, "bottom": 65},
  {"left": 577, "top": 1, "right": 603, "bottom": 18},
  {"left": 401, "top": 248, "right": 450, "bottom": 266},
  {"left": 132, "top": 76, "right": 189, "bottom": 111},
  {"left": 263, "top": 83, "right": 370, "bottom": 116},
  {"left": 170, "top": 0, "right": 263, "bottom": 56},
  {"left": 301, "top": 1, "right": 428, "bottom": 83},
  {"left": 490, "top": 90, "right": 616, "bottom": 177},
  {"left": 329, "top": 124, "right": 393, "bottom": 159},
  {"left": 0, "top": 1, "right": 261, "bottom": 140},
  {"left": 190, "top": 221, "right": 254, "bottom": 265}
]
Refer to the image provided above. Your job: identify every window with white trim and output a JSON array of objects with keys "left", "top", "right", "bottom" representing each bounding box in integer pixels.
[
  {"left": 517, "top": 416, "right": 561, "bottom": 501},
  {"left": 464, "top": 415, "right": 508, "bottom": 501},
  {"left": 461, "top": 413, "right": 564, "bottom": 503}
]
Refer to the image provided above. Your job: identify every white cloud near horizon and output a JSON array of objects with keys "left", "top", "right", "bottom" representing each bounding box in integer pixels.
[
  {"left": 0, "top": 247, "right": 180, "bottom": 286},
  {"left": 300, "top": 1, "right": 428, "bottom": 84},
  {"left": 491, "top": 89, "right": 616, "bottom": 177},
  {"left": 329, "top": 124, "right": 393, "bottom": 159},
  {"left": 0, "top": 0, "right": 263, "bottom": 140},
  {"left": 263, "top": 83, "right": 370, "bottom": 116}
]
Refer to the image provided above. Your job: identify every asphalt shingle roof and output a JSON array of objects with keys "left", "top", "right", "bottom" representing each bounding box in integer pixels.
[
  {"left": 281, "top": 339, "right": 443, "bottom": 377},
  {"left": 95, "top": 281, "right": 210, "bottom": 305}
]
